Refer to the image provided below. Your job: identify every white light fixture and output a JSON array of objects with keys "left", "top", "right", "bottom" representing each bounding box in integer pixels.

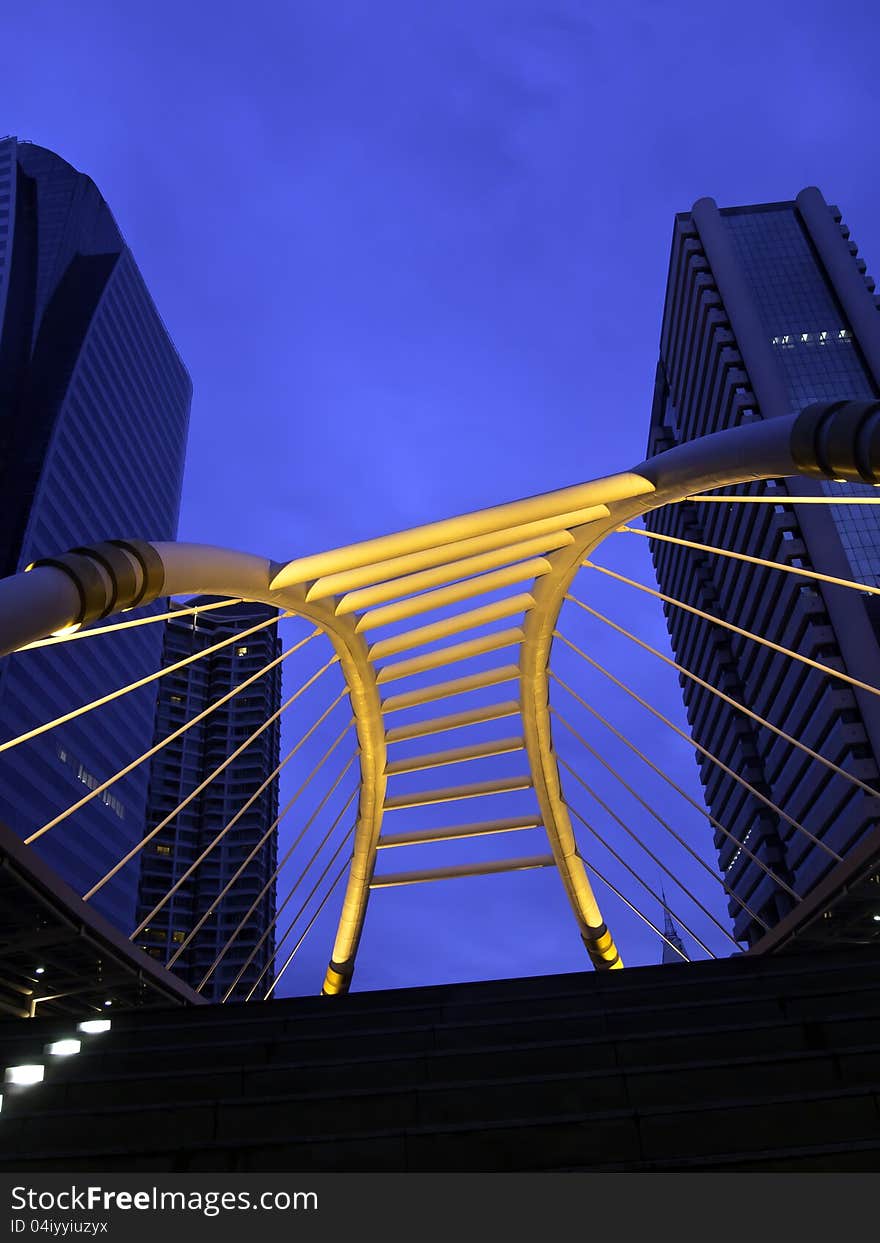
[
  {"left": 103, "top": 1000, "right": 113, "bottom": 1008},
  {"left": 77, "top": 1019, "right": 111, "bottom": 1035},
  {"left": 5, "top": 1064, "right": 44, "bottom": 1086},
  {"left": 873, "top": 914, "right": 880, "bottom": 923},
  {"left": 34, "top": 967, "right": 45, "bottom": 976},
  {"left": 45, "top": 1039, "right": 81, "bottom": 1057}
]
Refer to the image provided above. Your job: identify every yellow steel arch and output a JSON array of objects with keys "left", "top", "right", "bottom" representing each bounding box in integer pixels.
[{"left": 271, "top": 471, "right": 656, "bottom": 992}]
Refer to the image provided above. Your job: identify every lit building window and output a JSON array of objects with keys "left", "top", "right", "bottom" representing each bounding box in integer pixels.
[
  {"left": 171, "top": 930, "right": 186, "bottom": 944},
  {"left": 57, "top": 747, "right": 123, "bottom": 816},
  {"left": 236, "top": 646, "right": 248, "bottom": 657},
  {"left": 156, "top": 844, "right": 171, "bottom": 856}
]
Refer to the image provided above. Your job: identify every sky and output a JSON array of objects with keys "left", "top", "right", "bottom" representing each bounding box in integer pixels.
[{"left": 4, "top": 0, "right": 880, "bottom": 997}]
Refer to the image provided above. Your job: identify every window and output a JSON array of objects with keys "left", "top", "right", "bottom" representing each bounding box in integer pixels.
[
  {"left": 155, "top": 844, "right": 171, "bottom": 856},
  {"left": 236, "top": 646, "right": 248, "bottom": 657},
  {"left": 171, "top": 930, "right": 186, "bottom": 944}
]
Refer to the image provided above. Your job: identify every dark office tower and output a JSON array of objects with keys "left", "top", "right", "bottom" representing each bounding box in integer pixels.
[
  {"left": 0, "top": 137, "right": 191, "bottom": 929},
  {"left": 647, "top": 189, "right": 880, "bottom": 947},
  {"left": 136, "top": 600, "right": 282, "bottom": 1003}
]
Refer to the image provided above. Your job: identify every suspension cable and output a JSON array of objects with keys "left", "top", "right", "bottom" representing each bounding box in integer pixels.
[
  {"left": 256, "top": 829, "right": 357, "bottom": 1001},
  {"left": 169, "top": 743, "right": 356, "bottom": 969},
  {"left": 0, "top": 612, "right": 292, "bottom": 756},
  {"left": 25, "top": 629, "right": 321, "bottom": 845},
  {"left": 686, "top": 493, "right": 880, "bottom": 505},
  {"left": 85, "top": 655, "right": 338, "bottom": 903},
  {"left": 131, "top": 715, "right": 354, "bottom": 938},
  {"left": 559, "top": 773, "right": 717, "bottom": 957},
  {"left": 20, "top": 597, "right": 245, "bottom": 650},
  {"left": 205, "top": 778, "right": 359, "bottom": 996},
  {"left": 218, "top": 779, "right": 358, "bottom": 998},
  {"left": 261, "top": 854, "right": 353, "bottom": 1001},
  {"left": 555, "top": 630, "right": 840, "bottom": 866},
  {"left": 551, "top": 672, "right": 799, "bottom": 902},
  {"left": 566, "top": 593, "right": 880, "bottom": 806},
  {"left": 620, "top": 524, "right": 880, "bottom": 599},
  {"left": 553, "top": 711, "right": 754, "bottom": 943},
  {"left": 583, "top": 560, "right": 880, "bottom": 704},
  {"left": 565, "top": 806, "right": 693, "bottom": 964}
]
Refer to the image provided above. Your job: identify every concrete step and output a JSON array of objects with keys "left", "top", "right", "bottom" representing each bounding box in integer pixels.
[
  {"left": 2, "top": 947, "right": 880, "bottom": 1172},
  {"left": 23, "top": 1024, "right": 880, "bottom": 1114},
  {"left": 3, "top": 1031, "right": 878, "bottom": 1156},
  {"left": 6, "top": 957, "right": 879, "bottom": 1071},
  {"left": 4, "top": 945, "right": 872, "bottom": 1055},
  {"left": 5, "top": 989, "right": 880, "bottom": 1102},
  {"left": 3, "top": 1080, "right": 879, "bottom": 1173}
]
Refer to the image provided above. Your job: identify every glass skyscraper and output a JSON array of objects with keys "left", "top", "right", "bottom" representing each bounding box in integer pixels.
[
  {"left": 647, "top": 188, "right": 880, "bottom": 947},
  {"left": 136, "top": 599, "right": 281, "bottom": 1003},
  {"left": 0, "top": 138, "right": 191, "bottom": 930}
]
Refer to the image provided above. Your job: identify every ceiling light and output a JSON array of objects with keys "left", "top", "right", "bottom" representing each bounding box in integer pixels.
[
  {"left": 77, "top": 1019, "right": 111, "bottom": 1035},
  {"left": 5, "top": 1064, "right": 44, "bottom": 1086},
  {"left": 45, "top": 1039, "right": 80, "bottom": 1057}
]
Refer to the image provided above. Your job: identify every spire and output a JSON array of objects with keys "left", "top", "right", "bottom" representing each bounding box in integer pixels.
[{"left": 660, "top": 885, "right": 689, "bottom": 965}]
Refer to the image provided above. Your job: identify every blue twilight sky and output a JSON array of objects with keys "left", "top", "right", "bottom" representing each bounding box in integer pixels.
[{"left": 4, "top": 1, "right": 880, "bottom": 996}]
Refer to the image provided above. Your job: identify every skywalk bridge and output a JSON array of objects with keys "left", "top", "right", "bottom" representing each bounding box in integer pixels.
[{"left": 2, "top": 401, "right": 880, "bottom": 1021}]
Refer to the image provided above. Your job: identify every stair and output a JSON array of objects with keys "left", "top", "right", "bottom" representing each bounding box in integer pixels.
[{"left": 1, "top": 946, "right": 879, "bottom": 1172}]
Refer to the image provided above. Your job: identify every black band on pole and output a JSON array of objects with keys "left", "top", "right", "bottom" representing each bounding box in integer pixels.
[
  {"left": 581, "top": 922, "right": 621, "bottom": 970},
  {"left": 28, "top": 539, "right": 165, "bottom": 626},
  {"left": 27, "top": 553, "right": 110, "bottom": 626},
  {"left": 322, "top": 957, "right": 355, "bottom": 995},
  {"left": 71, "top": 541, "right": 138, "bottom": 618},
  {"left": 791, "top": 400, "right": 880, "bottom": 483},
  {"left": 106, "top": 539, "right": 166, "bottom": 609}
]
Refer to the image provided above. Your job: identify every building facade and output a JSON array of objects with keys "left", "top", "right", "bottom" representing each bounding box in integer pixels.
[
  {"left": 0, "top": 138, "right": 191, "bottom": 929},
  {"left": 647, "top": 188, "right": 880, "bottom": 946},
  {"left": 136, "top": 599, "right": 281, "bottom": 1003}
]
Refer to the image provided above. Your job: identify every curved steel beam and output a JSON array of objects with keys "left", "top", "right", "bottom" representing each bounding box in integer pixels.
[
  {"left": 0, "top": 543, "right": 386, "bottom": 1002},
  {"left": 518, "top": 408, "right": 854, "bottom": 969},
  {"left": 520, "top": 507, "right": 648, "bottom": 971},
  {"left": 148, "top": 545, "right": 387, "bottom": 999}
]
